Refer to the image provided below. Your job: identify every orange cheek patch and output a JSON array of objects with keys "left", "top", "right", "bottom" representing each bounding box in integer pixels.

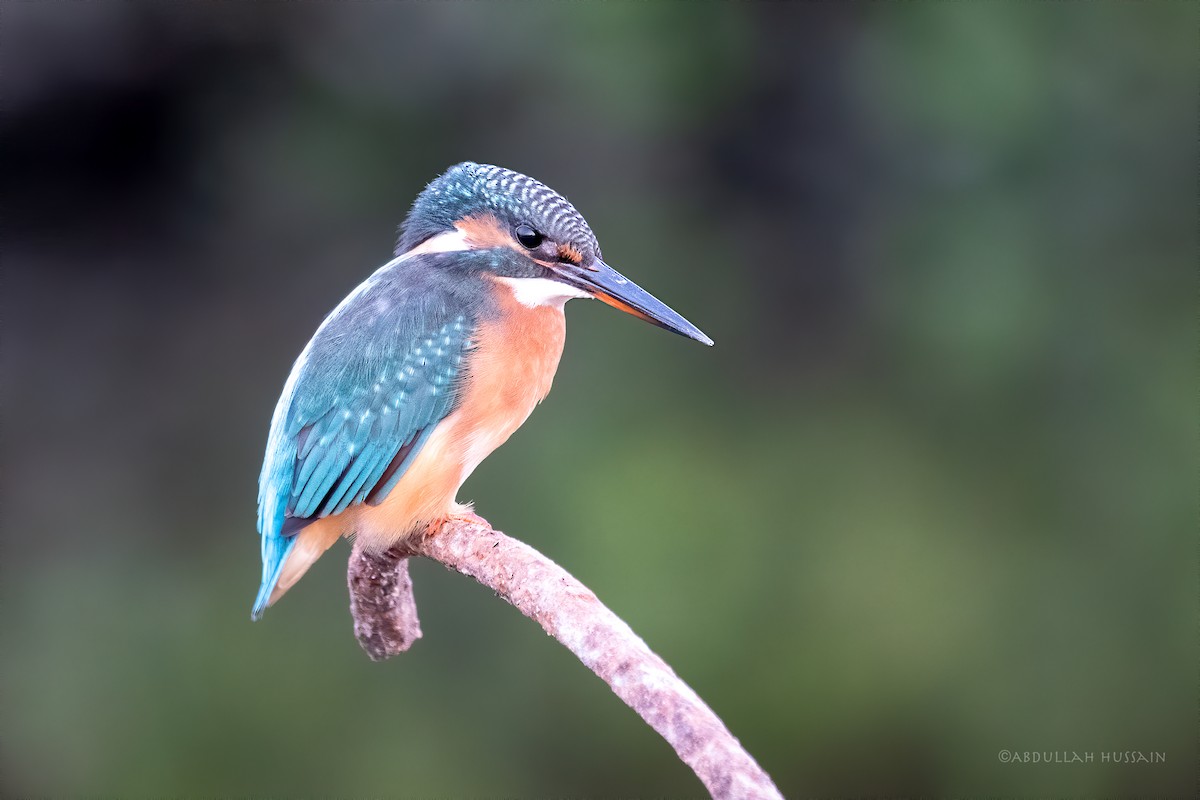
[
  {"left": 456, "top": 214, "right": 522, "bottom": 252},
  {"left": 557, "top": 244, "right": 583, "bottom": 265}
]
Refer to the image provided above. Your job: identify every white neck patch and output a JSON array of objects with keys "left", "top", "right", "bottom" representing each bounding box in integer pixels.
[
  {"left": 398, "top": 228, "right": 472, "bottom": 260},
  {"left": 494, "top": 276, "right": 593, "bottom": 309}
]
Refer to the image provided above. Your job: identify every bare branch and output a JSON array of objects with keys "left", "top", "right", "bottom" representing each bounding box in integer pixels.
[{"left": 348, "top": 514, "right": 783, "bottom": 800}]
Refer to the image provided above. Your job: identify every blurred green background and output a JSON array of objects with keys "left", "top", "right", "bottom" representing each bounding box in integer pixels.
[{"left": 2, "top": 2, "right": 1194, "bottom": 797}]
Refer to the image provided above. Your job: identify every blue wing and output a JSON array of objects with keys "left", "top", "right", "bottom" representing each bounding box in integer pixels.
[{"left": 253, "top": 258, "right": 472, "bottom": 618}]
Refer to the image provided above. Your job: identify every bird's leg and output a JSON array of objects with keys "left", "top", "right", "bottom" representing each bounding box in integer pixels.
[{"left": 423, "top": 503, "right": 487, "bottom": 537}]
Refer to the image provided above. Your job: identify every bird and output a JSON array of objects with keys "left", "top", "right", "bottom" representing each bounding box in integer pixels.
[{"left": 252, "top": 162, "right": 712, "bottom": 619}]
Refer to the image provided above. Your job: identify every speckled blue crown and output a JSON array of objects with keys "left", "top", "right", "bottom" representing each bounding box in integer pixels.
[{"left": 397, "top": 162, "right": 600, "bottom": 262}]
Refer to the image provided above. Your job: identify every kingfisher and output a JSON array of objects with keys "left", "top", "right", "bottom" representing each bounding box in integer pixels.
[{"left": 252, "top": 162, "right": 712, "bottom": 619}]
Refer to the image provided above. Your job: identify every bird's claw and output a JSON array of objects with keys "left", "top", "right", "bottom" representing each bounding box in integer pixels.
[{"left": 424, "top": 505, "right": 486, "bottom": 537}]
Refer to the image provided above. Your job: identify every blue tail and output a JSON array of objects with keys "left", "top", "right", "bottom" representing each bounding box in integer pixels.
[{"left": 252, "top": 529, "right": 296, "bottom": 620}]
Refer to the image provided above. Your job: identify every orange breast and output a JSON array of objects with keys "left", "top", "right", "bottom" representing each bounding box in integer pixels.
[{"left": 353, "top": 279, "right": 566, "bottom": 551}]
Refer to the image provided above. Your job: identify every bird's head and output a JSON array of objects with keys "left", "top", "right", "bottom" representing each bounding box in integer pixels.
[{"left": 396, "top": 162, "right": 712, "bottom": 346}]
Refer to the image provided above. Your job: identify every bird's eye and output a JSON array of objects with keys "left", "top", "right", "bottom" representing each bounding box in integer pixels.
[{"left": 514, "top": 224, "right": 543, "bottom": 250}]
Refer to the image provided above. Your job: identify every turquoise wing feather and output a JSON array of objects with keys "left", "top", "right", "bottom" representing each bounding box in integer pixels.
[{"left": 253, "top": 260, "right": 472, "bottom": 618}]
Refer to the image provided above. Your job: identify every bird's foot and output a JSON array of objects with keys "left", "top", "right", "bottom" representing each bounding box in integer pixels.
[{"left": 423, "top": 503, "right": 486, "bottom": 537}]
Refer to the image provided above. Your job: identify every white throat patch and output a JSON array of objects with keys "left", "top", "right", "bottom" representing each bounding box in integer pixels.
[{"left": 494, "top": 276, "right": 593, "bottom": 309}]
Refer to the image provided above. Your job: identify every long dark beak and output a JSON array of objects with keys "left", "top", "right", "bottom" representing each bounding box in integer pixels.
[{"left": 555, "top": 260, "right": 713, "bottom": 346}]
